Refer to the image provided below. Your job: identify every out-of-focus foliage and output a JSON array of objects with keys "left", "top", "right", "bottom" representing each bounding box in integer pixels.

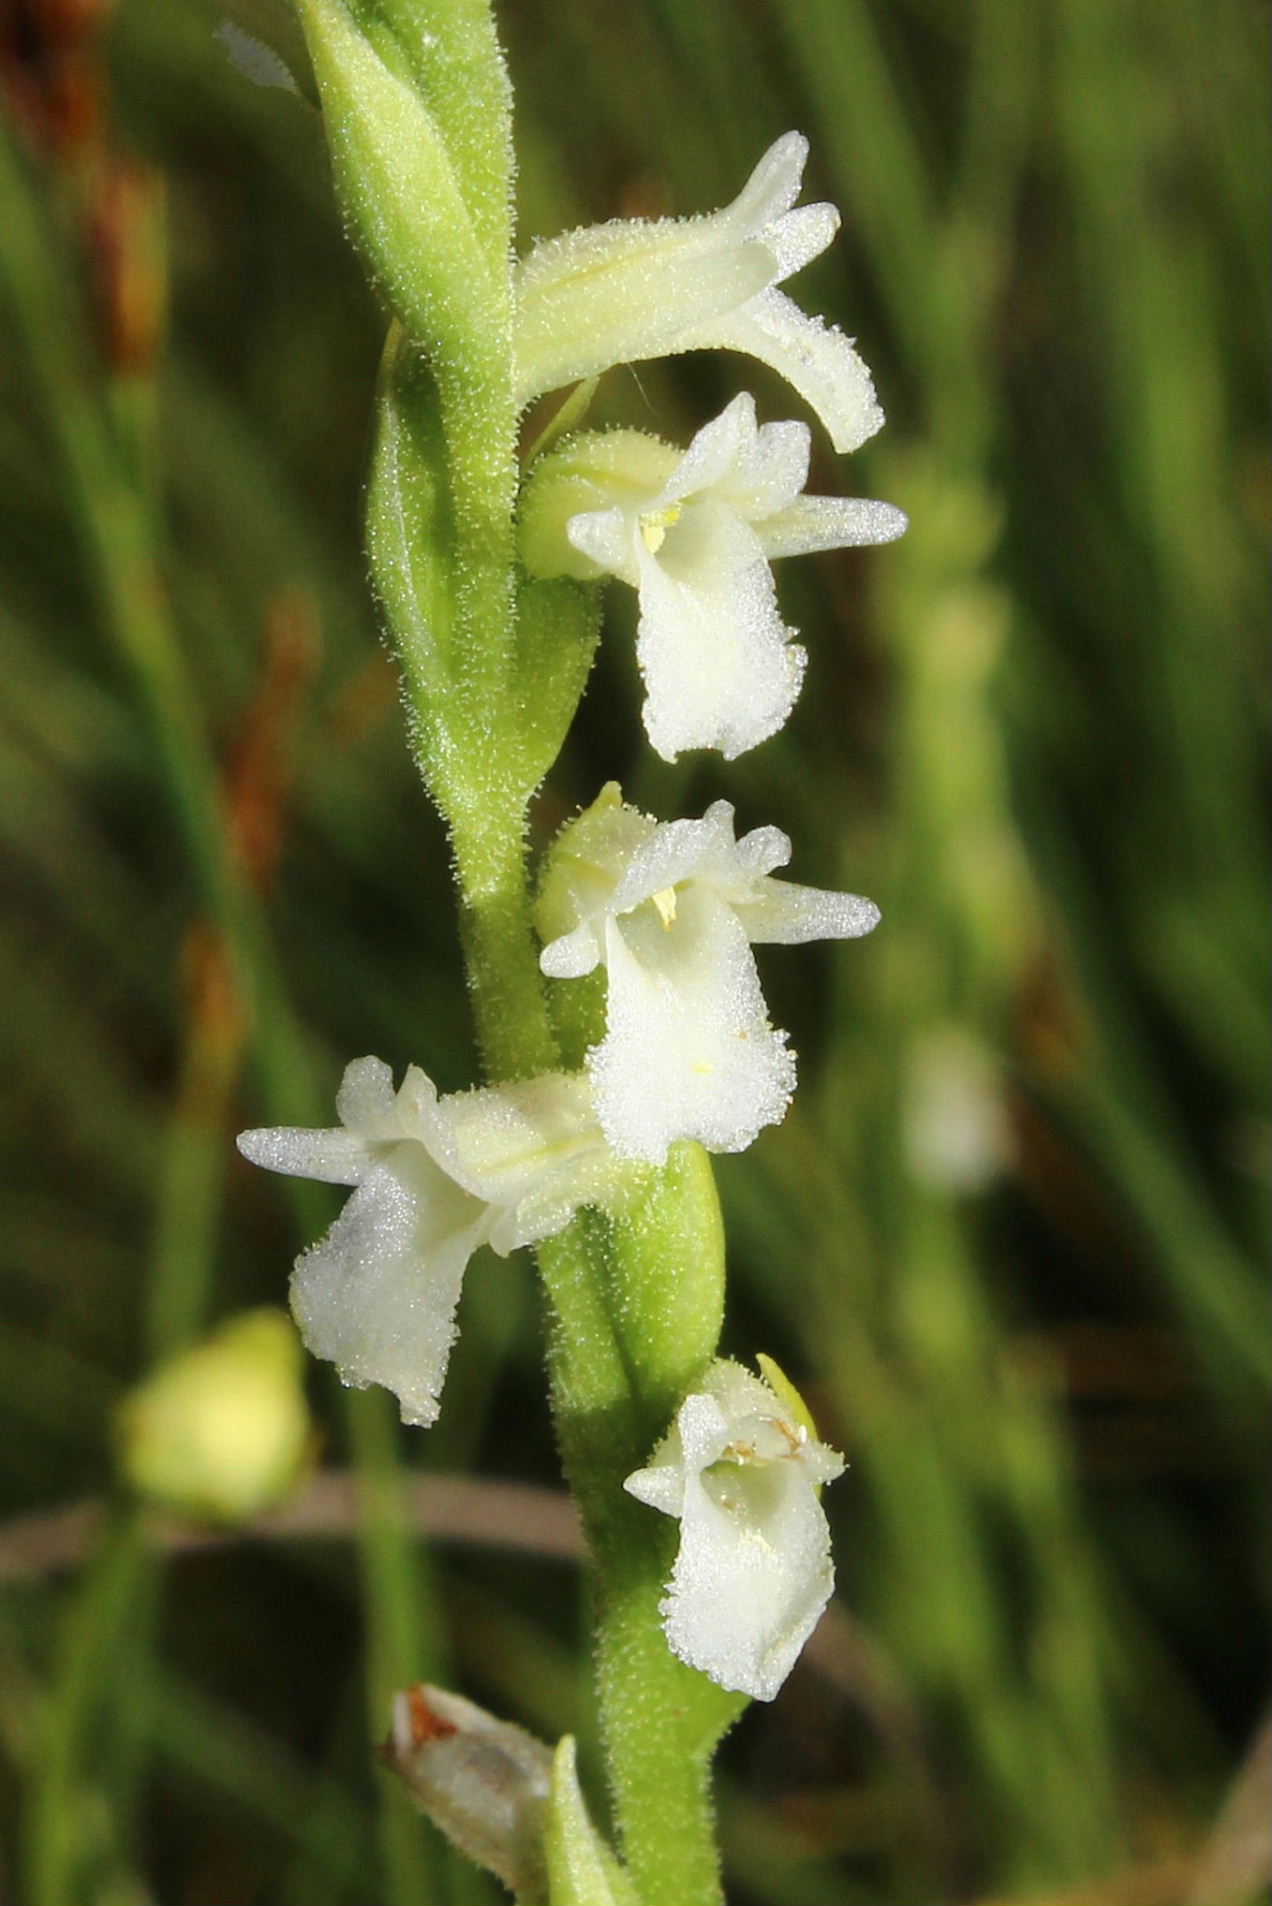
[{"left": 0, "top": 0, "right": 1266, "bottom": 1900}]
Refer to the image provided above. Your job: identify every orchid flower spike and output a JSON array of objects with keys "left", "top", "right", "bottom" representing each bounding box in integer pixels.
[
  {"left": 514, "top": 132, "right": 882, "bottom": 454},
  {"left": 237, "top": 1059, "right": 619, "bottom": 1426},
  {"left": 535, "top": 786, "right": 880, "bottom": 1164},
  {"left": 520, "top": 393, "right": 906, "bottom": 761},
  {"left": 625, "top": 1358, "right": 844, "bottom": 1701}
]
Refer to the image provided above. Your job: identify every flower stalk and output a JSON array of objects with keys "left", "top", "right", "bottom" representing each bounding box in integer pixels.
[{"left": 238, "top": 2, "right": 902, "bottom": 1896}]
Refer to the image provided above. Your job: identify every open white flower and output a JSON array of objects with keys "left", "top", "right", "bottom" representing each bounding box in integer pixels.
[
  {"left": 514, "top": 132, "right": 882, "bottom": 454},
  {"left": 625, "top": 1359, "right": 844, "bottom": 1701},
  {"left": 237, "top": 1058, "right": 617, "bottom": 1426},
  {"left": 520, "top": 393, "right": 906, "bottom": 760},
  {"left": 535, "top": 786, "right": 879, "bottom": 1164}
]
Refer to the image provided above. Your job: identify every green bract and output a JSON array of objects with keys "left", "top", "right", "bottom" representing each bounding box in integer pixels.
[
  {"left": 367, "top": 342, "right": 601, "bottom": 849},
  {"left": 544, "top": 1738, "right": 640, "bottom": 1906},
  {"left": 297, "top": 0, "right": 504, "bottom": 367}
]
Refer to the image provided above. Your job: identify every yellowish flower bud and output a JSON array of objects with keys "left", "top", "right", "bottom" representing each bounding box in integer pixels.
[{"left": 117, "top": 1308, "right": 311, "bottom": 1523}]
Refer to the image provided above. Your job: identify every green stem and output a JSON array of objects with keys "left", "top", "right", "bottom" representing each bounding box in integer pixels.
[
  {"left": 531, "top": 1228, "right": 734, "bottom": 1906},
  {"left": 453, "top": 815, "right": 559, "bottom": 1082},
  {"left": 450, "top": 809, "right": 737, "bottom": 1900}
]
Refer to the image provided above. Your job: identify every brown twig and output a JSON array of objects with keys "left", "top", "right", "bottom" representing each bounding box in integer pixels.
[{"left": 0, "top": 1471, "right": 582, "bottom": 1586}]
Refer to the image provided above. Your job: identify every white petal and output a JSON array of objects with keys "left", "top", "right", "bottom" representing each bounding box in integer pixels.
[
  {"left": 588, "top": 895, "right": 795, "bottom": 1163},
  {"left": 335, "top": 1054, "right": 401, "bottom": 1136},
  {"left": 289, "top": 1153, "right": 489, "bottom": 1427},
  {"left": 717, "top": 417, "right": 811, "bottom": 522},
  {"left": 736, "top": 880, "right": 881, "bottom": 944},
  {"left": 539, "top": 920, "right": 604, "bottom": 980},
  {"left": 718, "top": 821, "right": 792, "bottom": 890},
  {"left": 564, "top": 505, "right": 638, "bottom": 583},
  {"left": 765, "top": 199, "right": 840, "bottom": 278},
  {"left": 440, "top": 1072, "right": 616, "bottom": 1249},
  {"left": 622, "top": 1459, "right": 686, "bottom": 1518},
  {"left": 755, "top": 495, "right": 909, "bottom": 560},
  {"left": 657, "top": 394, "right": 757, "bottom": 508},
  {"left": 605, "top": 798, "right": 739, "bottom": 917},
  {"left": 721, "top": 131, "right": 809, "bottom": 236},
  {"left": 236, "top": 1058, "right": 449, "bottom": 1187},
  {"left": 680, "top": 287, "right": 884, "bottom": 455},
  {"left": 236, "top": 1125, "right": 367, "bottom": 1187},
  {"left": 513, "top": 218, "right": 775, "bottom": 407}
]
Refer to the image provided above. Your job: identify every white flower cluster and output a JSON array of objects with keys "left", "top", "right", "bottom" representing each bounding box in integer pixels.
[{"left": 241, "top": 134, "right": 901, "bottom": 1701}]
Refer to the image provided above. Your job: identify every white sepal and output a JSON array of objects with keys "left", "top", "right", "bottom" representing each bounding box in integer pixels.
[
  {"left": 624, "top": 1360, "right": 844, "bottom": 1701},
  {"left": 513, "top": 133, "right": 883, "bottom": 453}
]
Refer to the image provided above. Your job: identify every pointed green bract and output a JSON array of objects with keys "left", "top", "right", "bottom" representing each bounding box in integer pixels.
[
  {"left": 365, "top": 0, "right": 514, "bottom": 270},
  {"left": 755, "top": 1350, "right": 819, "bottom": 1442},
  {"left": 296, "top": 0, "right": 503, "bottom": 365},
  {"left": 544, "top": 1738, "right": 640, "bottom": 1906},
  {"left": 367, "top": 341, "right": 601, "bottom": 843},
  {"left": 512, "top": 574, "right": 604, "bottom": 797},
  {"left": 607, "top": 1144, "right": 726, "bottom": 1436}
]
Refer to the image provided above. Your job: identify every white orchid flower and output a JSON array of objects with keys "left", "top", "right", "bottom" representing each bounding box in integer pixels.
[
  {"left": 624, "top": 1359, "right": 844, "bottom": 1701},
  {"left": 237, "top": 1059, "right": 617, "bottom": 1426},
  {"left": 520, "top": 393, "right": 906, "bottom": 761},
  {"left": 535, "top": 786, "right": 879, "bottom": 1164},
  {"left": 514, "top": 132, "right": 882, "bottom": 454}
]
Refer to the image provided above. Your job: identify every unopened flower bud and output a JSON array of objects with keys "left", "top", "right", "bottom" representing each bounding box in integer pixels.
[
  {"left": 381, "top": 1684, "right": 553, "bottom": 1898},
  {"left": 117, "top": 1307, "right": 310, "bottom": 1523}
]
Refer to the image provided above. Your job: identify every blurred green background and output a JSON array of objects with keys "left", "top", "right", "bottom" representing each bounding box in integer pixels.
[{"left": 0, "top": 0, "right": 1267, "bottom": 1901}]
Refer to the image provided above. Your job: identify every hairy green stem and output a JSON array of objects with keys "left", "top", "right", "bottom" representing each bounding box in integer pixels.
[{"left": 451, "top": 809, "right": 736, "bottom": 1900}]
